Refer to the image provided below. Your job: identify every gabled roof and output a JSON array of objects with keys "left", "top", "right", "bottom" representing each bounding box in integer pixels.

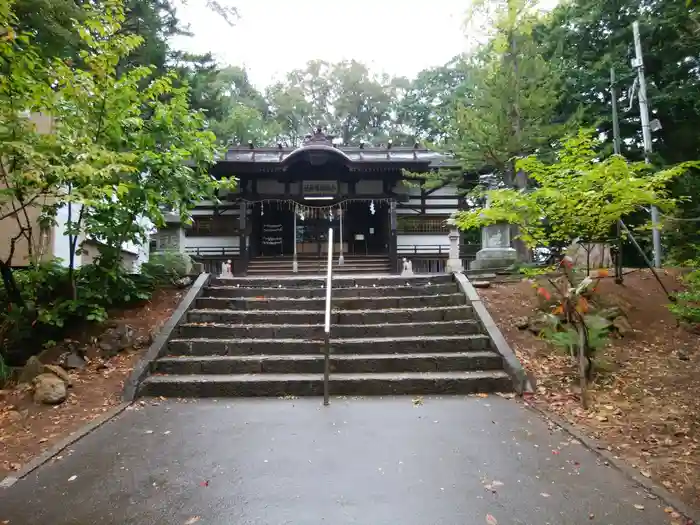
[{"left": 219, "top": 129, "right": 459, "bottom": 170}]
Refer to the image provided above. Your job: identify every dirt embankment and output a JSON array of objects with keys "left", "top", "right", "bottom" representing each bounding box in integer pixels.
[{"left": 480, "top": 270, "right": 700, "bottom": 509}]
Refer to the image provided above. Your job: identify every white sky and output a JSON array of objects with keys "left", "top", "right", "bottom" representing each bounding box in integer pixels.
[{"left": 172, "top": 0, "right": 559, "bottom": 90}]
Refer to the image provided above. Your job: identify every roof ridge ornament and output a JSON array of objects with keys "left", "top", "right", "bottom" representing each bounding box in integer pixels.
[{"left": 303, "top": 126, "right": 333, "bottom": 146}]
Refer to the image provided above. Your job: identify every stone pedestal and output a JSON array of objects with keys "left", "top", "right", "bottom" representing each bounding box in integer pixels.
[
  {"left": 445, "top": 223, "right": 463, "bottom": 273},
  {"left": 470, "top": 223, "right": 517, "bottom": 271}
]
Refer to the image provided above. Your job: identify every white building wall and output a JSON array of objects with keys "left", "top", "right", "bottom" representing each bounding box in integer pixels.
[
  {"left": 184, "top": 236, "right": 240, "bottom": 249},
  {"left": 52, "top": 203, "right": 75, "bottom": 267},
  {"left": 397, "top": 234, "right": 450, "bottom": 254}
]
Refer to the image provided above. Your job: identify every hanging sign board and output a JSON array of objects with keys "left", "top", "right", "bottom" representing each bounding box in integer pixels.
[{"left": 303, "top": 181, "right": 338, "bottom": 196}]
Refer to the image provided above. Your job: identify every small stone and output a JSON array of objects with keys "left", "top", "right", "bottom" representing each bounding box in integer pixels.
[
  {"left": 513, "top": 316, "right": 529, "bottom": 330},
  {"left": 43, "top": 364, "right": 72, "bottom": 387},
  {"left": 599, "top": 306, "right": 623, "bottom": 320},
  {"left": 612, "top": 316, "right": 633, "bottom": 336},
  {"left": 174, "top": 276, "right": 192, "bottom": 288},
  {"left": 32, "top": 373, "right": 67, "bottom": 405},
  {"left": 6, "top": 410, "right": 25, "bottom": 423},
  {"left": 17, "top": 356, "right": 44, "bottom": 384},
  {"left": 63, "top": 352, "right": 86, "bottom": 370},
  {"left": 676, "top": 350, "right": 690, "bottom": 361}
]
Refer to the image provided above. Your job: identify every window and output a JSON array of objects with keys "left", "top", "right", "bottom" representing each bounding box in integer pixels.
[
  {"left": 187, "top": 216, "right": 239, "bottom": 237},
  {"left": 397, "top": 216, "right": 449, "bottom": 234}
]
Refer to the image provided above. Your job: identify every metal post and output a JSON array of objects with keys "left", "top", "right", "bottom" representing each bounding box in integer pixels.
[
  {"left": 238, "top": 200, "right": 248, "bottom": 276},
  {"left": 293, "top": 206, "right": 298, "bottom": 273},
  {"left": 323, "top": 227, "right": 333, "bottom": 406},
  {"left": 611, "top": 68, "right": 624, "bottom": 285},
  {"left": 389, "top": 200, "right": 398, "bottom": 273},
  {"left": 338, "top": 206, "right": 344, "bottom": 265},
  {"left": 632, "top": 21, "right": 662, "bottom": 268}
]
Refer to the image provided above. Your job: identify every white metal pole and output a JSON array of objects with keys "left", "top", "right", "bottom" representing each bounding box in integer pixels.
[
  {"left": 633, "top": 21, "right": 662, "bottom": 268},
  {"left": 293, "top": 206, "right": 298, "bottom": 273},
  {"left": 338, "top": 207, "right": 344, "bottom": 265}
]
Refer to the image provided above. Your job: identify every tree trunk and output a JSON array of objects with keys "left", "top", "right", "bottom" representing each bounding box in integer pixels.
[{"left": 0, "top": 260, "right": 24, "bottom": 307}]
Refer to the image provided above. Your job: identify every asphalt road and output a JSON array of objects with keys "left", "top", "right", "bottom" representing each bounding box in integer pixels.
[{"left": 0, "top": 396, "right": 675, "bottom": 525}]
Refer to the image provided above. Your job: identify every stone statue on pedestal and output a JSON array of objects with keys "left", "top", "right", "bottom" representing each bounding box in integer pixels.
[
  {"left": 401, "top": 258, "right": 414, "bottom": 277},
  {"left": 220, "top": 259, "right": 233, "bottom": 278}
]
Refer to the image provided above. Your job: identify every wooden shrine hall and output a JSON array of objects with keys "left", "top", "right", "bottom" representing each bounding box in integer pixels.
[{"left": 152, "top": 129, "right": 480, "bottom": 275}]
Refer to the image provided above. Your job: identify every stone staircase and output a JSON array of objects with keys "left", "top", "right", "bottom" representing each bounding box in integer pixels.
[
  {"left": 137, "top": 274, "right": 514, "bottom": 398},
  {"left": 246, "top": 255, "right": 391, "bottom": 276}
]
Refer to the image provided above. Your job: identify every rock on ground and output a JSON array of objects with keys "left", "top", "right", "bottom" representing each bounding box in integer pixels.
[
  {"left": 32, "top": 374, "right": 67, "bottom": 405},
  {"left": 17, "top": 356, "right": 44, "bottom": 384}
]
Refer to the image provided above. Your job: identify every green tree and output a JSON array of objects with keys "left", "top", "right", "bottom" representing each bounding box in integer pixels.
[
  {"left": 536, "top": 0, "right": 700, "bottom": 259},
  {"left": 2, "top": 0, "right": 227, "bottom": 296},
  {"left": 455, "top": 0, "right": 567, "bottom": 183},
  {"left": 455, "top": 130, "right": 697, "bottom": 251},
  {"left": 0, "top": 2, "right": 61, "bottom": 302},
  {"left": 397, "top": 56, "right": 473, "bottom": 143}
]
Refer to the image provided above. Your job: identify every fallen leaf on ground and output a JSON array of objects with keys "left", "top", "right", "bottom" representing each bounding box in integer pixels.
[
  {"left": 412, "top": 396, "right": 423, "bottom": 406},
  {"left": 641, "top": 470, "right": 651, "bottom": 478}
]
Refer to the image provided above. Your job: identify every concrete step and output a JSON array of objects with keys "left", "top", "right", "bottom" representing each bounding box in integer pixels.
[
  {"left": 246, "top": 267, "right": 391, "bottom": 276},
  {"left": 185, "top": 305, "right": 475, "bottom": 326},
  {"left": 248, "top": 260, "right": 390, "bottom": 268},
  {"left": 205, "top": 283, "right": 458, "bottom": 299},
  {"left": 177, "top": 318, "right": 481, "bottom": 340},
  {"left": 195, "top": 293, "right": 465, "bottom": 311},
  {"left": 209, "top": 274, "right": 453, "bottom": 288},
  {"left": 138, "top": 370, "right": 513, "bottom": 397},
  {"left": 167, "top": 334, "right": 493, "bottom": 356},
  {"left": 153, "top": 351, "right": 503, "bottom": 375}
]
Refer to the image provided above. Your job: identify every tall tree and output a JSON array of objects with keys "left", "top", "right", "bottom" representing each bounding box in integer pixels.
[
  {"left": 537, "top": 0, "right": 700, "bottom": 259},
  {"left": 454, "top": 0, "right": 566, "bottom": 183},
  {"left": 397, "top": 56, "right": 473, "bottom": 144}
]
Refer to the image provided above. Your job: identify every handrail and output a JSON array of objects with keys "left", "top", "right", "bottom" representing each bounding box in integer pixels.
[{"left": 323, "top": 227, "right": 333, "bottom": 406}]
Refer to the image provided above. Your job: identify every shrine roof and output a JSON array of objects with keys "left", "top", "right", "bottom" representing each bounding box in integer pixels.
[{"left": 216, "top": 129, "right": 459, "bottom": 170}]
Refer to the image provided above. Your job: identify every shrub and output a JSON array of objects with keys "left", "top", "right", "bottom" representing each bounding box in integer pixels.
[
  {"left": 141, "top": 251, "right": 192, "bottom": 285},
  {"left": 669, "top": 258, "right": 700, "bottom": 326},
  {"left": 0, "top": 259, "right": 158, "bottom": 365}
]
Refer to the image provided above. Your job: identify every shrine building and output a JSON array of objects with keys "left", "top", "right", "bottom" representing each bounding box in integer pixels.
[{"left": 152, "top": 129, "right": 481, "bottom": 275}]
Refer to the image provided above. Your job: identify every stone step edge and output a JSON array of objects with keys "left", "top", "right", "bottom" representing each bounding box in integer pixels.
[
  {"left": 142, "top": 370, "right": 511, "bottom": 383},
  {"left": 206, "top": 284, "right": 454, "bottom": 292},
  {"left": 198, "top": 293, "right": 464, "bottom": 302},
  {"left": 156, "top": 351, "right": 499, "bottom": 363},
  {"left": 168, "top": 334, "right": 490, "bottom": 345},
  {"left": 187, "top": 305, "right": 473, "bottom": 315},
  {"left": 179, "top": 319, "right": 480, "bottom": 330}
]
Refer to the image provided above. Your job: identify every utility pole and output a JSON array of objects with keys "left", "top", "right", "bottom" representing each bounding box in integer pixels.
[
  {"left": 610, "top": 68, "right": 624, "bottom": 284},
  {"left": 632, "top": 21, "right": 662, "bottom": 268}
]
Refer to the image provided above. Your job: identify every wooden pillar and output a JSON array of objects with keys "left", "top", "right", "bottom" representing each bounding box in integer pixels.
[
  {"left": 389, "top": 200, "right": 398, "bottom": 274},
  {"left": 238, "top": 200, "right": 248, "bottom": 276}
]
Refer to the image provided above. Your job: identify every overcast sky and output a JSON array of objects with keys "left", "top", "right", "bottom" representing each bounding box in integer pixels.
[{"left": 172, "top": 0, "right": 558, "bottom": 90}]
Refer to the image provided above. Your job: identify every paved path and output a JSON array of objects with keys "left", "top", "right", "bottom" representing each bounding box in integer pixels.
[{"left": 0, "top": 396, "right": 674, "bottom": 524}]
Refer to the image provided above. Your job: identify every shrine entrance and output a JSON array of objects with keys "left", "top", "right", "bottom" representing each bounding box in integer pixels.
[{"left": 249, "top": 200, "right": 390, "bottom": 259}]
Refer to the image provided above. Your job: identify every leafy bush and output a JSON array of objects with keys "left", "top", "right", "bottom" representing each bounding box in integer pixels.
[
  {"left": 669, "top": 259, "right": 700, "bottom": 326},
  {"left": 141, "top": 251, "right": 192, "bottom": 285},
  {"left": 0, "top": 259, "right": 158, "bottom": 365}
]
